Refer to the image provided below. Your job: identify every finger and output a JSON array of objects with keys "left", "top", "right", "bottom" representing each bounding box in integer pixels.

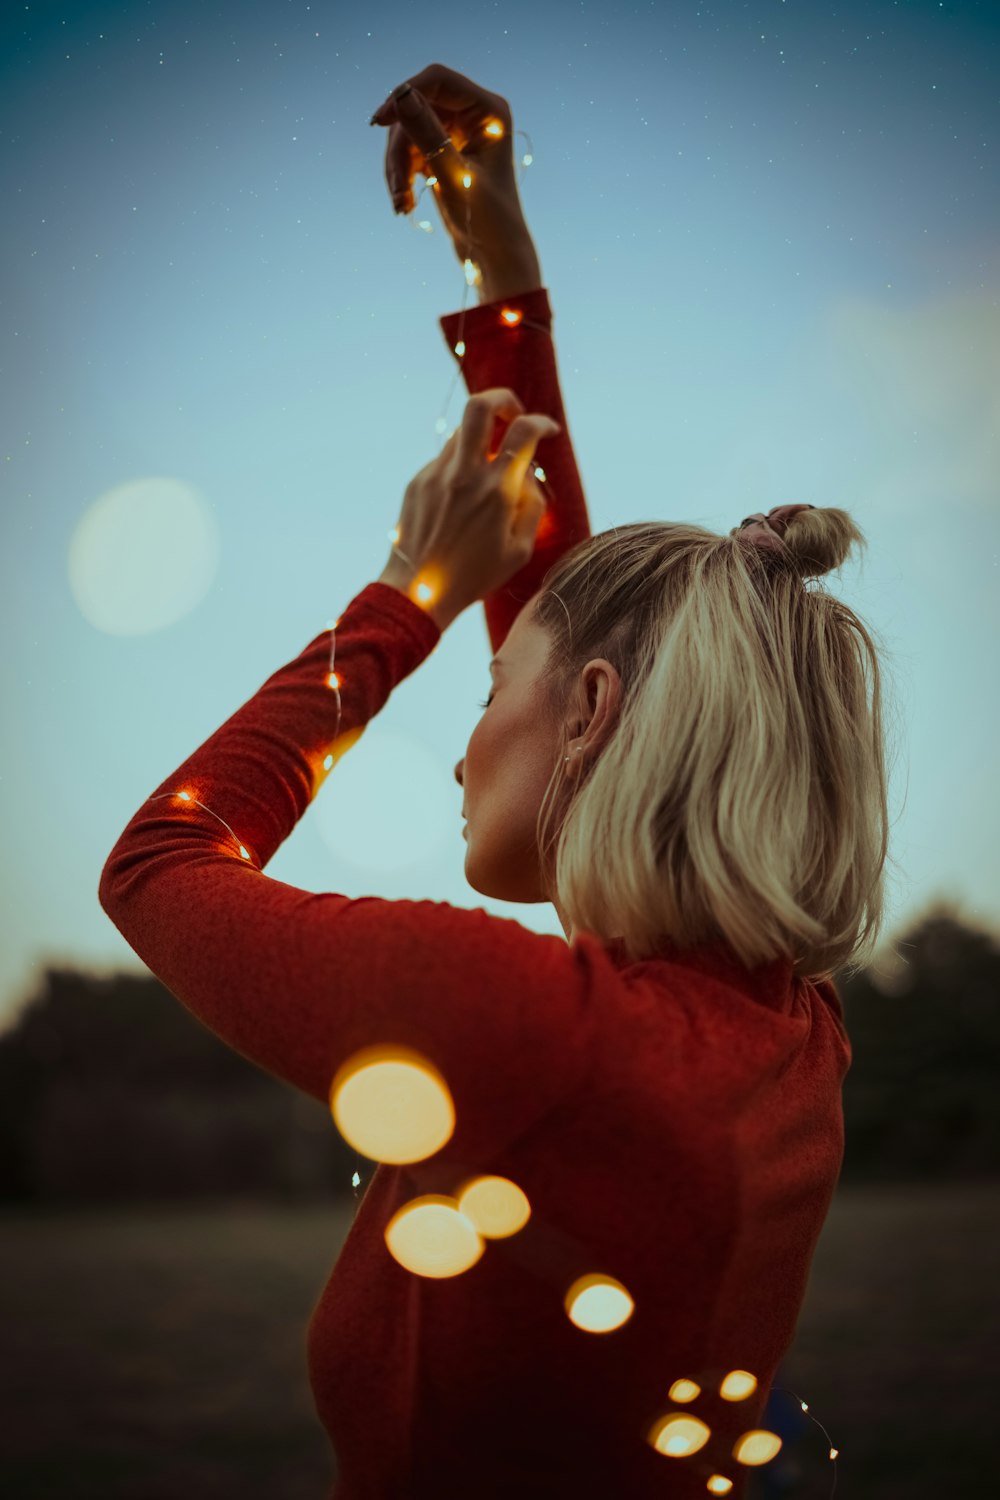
[
  {"left": 374, "top": 63, "right": 499, "bottom": 130},
  {"left": 383, "top": 129, "right": 425, "bottom": 214},
  {"left": 380, "top": 85, "right": 467, "bottom": 205},
  {"left": 382, "top": 109, "right": 457, "bottom": 214},
  {"left": 496, "top": 413, "right": 563, "bottom": 472},
  {"left": 454, "top": 389, "right": 527, "bottom": 469},
  {"left": 508, "top": 472, "right": 548, "bottom": 556},
  {"left": 495, "top": 418, "right": 561, "bottom": 541}
]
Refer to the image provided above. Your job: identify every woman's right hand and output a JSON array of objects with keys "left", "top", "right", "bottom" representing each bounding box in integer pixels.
[{"left": 370, "top": 63, "right": 532, "bottom": 274}]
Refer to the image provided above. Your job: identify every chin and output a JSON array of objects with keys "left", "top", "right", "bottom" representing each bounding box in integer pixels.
[{"left": 462, "top": 840, "right": 546, "bottom": 905}]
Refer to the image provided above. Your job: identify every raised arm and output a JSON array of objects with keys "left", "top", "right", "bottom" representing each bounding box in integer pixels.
[
  {"left": 372, "top": 65, "right": 593, "bottom": 653},
  {"left": 476, "top": 232, "right": 545, "bottom": 307}
]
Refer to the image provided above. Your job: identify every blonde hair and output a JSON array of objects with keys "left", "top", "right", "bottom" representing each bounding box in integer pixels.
[{"left": 530, "top": 508, "right": 902, "bottom": 980}]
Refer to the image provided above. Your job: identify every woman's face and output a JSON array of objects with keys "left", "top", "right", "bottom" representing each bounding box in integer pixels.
[
  {"left": 453, "top": 604, "right": 621, "bottom": 931},
  {"left": 454, "top": 607, "right": 560, "bottom": 906}
]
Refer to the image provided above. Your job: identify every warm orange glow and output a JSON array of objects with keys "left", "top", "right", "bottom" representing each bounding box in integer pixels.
[
  {"left": 177, "top": 791, "right": 191, "bottom": 802},
  {"left": 329, "top": 1044, "right": 454, "bottom": 1163},
  {"left": 719, "top": 1370, "right": 757, "bottom": 1401},
  {"left": 455, "top": 1175, "right": 531, "bottom": 1238},
  {"left": 404, "top": 561, "right": 446, "bottom": 612},
  {"left": 384, "top": 1194, "right": 484, "bottom": 1278},
  {"left": 648, "top": 1413, "right": 711, "bottom": 1459},
  {"left": 668, "top": 1378, "right": 701, "bottom": 1404},
  {"left": 238, "top": 844, "right": 250, "bottom": 860},
  {"left": 388, "top": 525, "right": 401, "bottom": 545},
  {"left": 706, "top": 1477, "right": 734, "bottom": 1494},
  {"left": 462, "top": 171, "right": 472, "bottom": 188},
  {"left": 307, "top": 724, "right": 365, "bottom": 797},
  {"left": 328, "top": 671, "right": 340, "bottom": 690},
  {"left": 533, "top": 503, "right": 557, "bottom": 546},
  {"left": 564, "top": 1273, "right": 634, "bottom": 1333},
  {"left": 483, "top": 118, "right": 504, "bottom": 139},
  {"left": 500, "top": 308, "right": 523, "bottom": 327},
  {"left": 732, "top": 1429, "right": 783, "bottom": 1466}
]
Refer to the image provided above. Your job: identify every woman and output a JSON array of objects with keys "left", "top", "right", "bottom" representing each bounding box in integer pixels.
[{"left": 100, "top": 64, "right": 891, "bottom": 1500}]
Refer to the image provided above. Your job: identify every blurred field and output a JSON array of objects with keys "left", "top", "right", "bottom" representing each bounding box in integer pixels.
[{"left": 1, "top": 1180, "right": 997, "bottom": 1499}]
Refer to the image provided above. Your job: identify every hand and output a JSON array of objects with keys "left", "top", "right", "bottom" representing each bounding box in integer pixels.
[
  {"left": 387, "top": 390, "right": 561, "bottom": 627},
  {"left": 370, "top": 63, "right": 530, "bottom": 272}
]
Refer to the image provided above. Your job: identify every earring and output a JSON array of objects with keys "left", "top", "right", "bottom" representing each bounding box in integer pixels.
[{"left": 564, "top": 747, "right": 583, "bottom": 764}]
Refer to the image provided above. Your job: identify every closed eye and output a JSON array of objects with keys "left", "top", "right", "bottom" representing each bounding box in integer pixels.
[{"left": 477, "top": 694, "right": 494, "bottom": 710}]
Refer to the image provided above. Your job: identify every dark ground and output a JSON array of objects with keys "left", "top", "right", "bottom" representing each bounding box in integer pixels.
[{"left": 1, "top": 1180, "right": 996, "bottom": 1498}]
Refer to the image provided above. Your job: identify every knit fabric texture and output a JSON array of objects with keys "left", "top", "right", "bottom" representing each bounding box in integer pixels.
[{"left": 99, "top": 286, "right": 852, "bottom": 1500}]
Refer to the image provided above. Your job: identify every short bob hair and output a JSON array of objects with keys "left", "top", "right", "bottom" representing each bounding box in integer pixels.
[{"left": 530, "top": 508, "right": 901, "bottom": 981}]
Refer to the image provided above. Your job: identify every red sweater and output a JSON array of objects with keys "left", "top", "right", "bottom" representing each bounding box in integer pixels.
[{"left": 99, "top": 287, "right": 852, "bottom": 1500}]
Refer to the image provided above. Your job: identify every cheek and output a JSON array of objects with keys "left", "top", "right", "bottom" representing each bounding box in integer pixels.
[
  {"left": 467, "top": 704, "right": 522, "bottom": 796},
  {"left": 465, "top": 712, "right": 496, "bottom": 782}
]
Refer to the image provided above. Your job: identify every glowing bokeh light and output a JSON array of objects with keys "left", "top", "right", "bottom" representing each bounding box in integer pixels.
[
  {"left": 719, "top": 1369, "right": 757, "bottom": 1401},
  {"left": 668, "top": 1378, "right": 702, "bottom": 1403},
  {"left": 732, "top": 1429, "right": 783, "bottom": 1466},
  {"left": 68, "top": 477, "right": 220, "bottom": 636},
  {"left": 648, "top": 1412, "right": 711, "bottom": 1458},
  {"left": 455, "top": 1175, "right": 531, "bottom": 1238},
  {"left": 564, "top": 1273, "right": 634, "bottom": 1333},
  {"left": 330, "top": 1045, "right": 454, "bottom": 1163},
  {"left": 384, "top": 1194, "right": 484, "bottom": 1278}
]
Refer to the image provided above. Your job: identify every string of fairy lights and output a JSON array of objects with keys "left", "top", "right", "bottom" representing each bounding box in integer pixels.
[{"left": 135, "top": 110, "right": 841, "bottom": 1494}]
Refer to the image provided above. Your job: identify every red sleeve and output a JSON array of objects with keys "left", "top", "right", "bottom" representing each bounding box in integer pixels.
[
  {"left": 98, "top": 287, "right": 605, "bottom": 1166},
  {"left": 439, "top": 287, "right": 593, "bottom": 653}
]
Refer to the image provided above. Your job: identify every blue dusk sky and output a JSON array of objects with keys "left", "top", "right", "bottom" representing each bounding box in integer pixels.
[{"left": 1, "top": 0, "right": 998, "bottom": 1028}]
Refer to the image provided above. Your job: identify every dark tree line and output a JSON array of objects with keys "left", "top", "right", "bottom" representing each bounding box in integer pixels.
[
  {"left": 837, "top": 899, "right": 1000, "bottom": 1181},
  {"left": 0, "top": 969, "right": 355, "bottom": 1203},
  {"left": 1, "top": 898, "right": 996, "bottom": 1203}
]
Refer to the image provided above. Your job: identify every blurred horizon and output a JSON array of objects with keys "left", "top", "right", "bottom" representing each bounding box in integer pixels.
[{"left": 2, "top": 0, "right": 998, "bottom": 1030}]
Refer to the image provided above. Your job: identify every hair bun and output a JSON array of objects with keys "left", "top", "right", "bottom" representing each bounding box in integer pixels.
[{"left": 783, "top": 506, "right": 867, "bottom": 580}]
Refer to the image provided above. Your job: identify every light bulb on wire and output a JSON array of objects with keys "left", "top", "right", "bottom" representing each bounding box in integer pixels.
[{"left": 133, "top": 109, "right": 841, "bottom": 1494}]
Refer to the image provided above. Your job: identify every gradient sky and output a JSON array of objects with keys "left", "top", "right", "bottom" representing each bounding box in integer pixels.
[{"left": 2, "top": 0, "right": 998, "bottom": 1031}]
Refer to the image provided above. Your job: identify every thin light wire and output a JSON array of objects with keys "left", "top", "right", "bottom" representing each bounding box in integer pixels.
[
  {"left": 134, "top": 125, "right": 839, "bottom": 1488},
  {"left": 408, "top": 129, "right": 544, "bottom": 453}
]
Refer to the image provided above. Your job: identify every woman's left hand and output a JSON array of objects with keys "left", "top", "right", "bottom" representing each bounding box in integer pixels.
[{"left": 385, "top": 388, "right": 561, "bottom": 628}]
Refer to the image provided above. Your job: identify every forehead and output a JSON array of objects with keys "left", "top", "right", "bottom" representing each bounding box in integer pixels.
[{"left": 493, "top": 606, "right": 548, "bottom": 671}]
